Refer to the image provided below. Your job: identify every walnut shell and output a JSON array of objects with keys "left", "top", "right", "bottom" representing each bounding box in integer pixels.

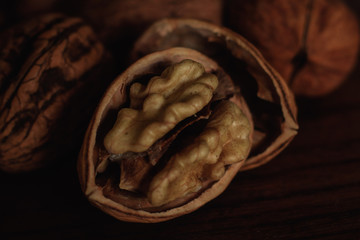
[
  {"left": 78, "top": 47, "right": 253, "bottom": 222},
  {"left": 132, "top": 18, "right": 299, "bottom": 170},
  {"left": 0, "top": 14, "right": 115, "bottom": 172},
  {"left": 225, "top": 0, "right": 360, "bottom": 97},
  {"left": 78, "top": 20, "right": 298, "bottom": 223}
]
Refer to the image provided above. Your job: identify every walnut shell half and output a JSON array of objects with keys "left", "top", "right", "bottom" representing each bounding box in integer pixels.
[
  {"left": 78, "top": 18, "right": 299, "bottom": 222},
  {"left": 78, "top": 47, "right": 254, "bottom": 222},
  {"left": 132, "top": 18, "right": 299, "bottom": 170}
]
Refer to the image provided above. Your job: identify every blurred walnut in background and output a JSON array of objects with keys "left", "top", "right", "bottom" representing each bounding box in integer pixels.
[
  {"left": 77, "top": 0, "right": 223, "bottom": 41},
  {"left": 1, "top": 0, "right": 223, "bottom": 48},
  {"left": 75, "top": 0, "right": 223, "bottom": 65},
  {"left": 225, "top": 0, "right": 360, "bottom": 97}
]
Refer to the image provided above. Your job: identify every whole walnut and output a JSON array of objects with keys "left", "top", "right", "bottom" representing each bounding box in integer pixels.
[
  {"left": 0, "top": 14, "right": 115, "bottom": 172},
  {"left": 69, "top": 0, "right": 223, "bottom": 64},
  {"left": 225, "top": 0, "right": 360, "bottom": 97}
]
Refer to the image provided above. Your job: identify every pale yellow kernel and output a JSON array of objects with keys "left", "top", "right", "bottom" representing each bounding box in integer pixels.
[
  {"left": 210, "top": 162, "right": 225, "bottom": 180},
  {"left": 148, "top": 101, "right": 252, "bottom": 206},
  {"left": 142, "top": 94, "right": 165, "bottom": 112},
  {"left": 103, "top": 59, "right": 218, "bottom": 155}
]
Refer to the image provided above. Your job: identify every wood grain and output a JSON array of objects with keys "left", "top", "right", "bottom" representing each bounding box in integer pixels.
[{"left": 1, "top": 0, "right": 360, "bottom": 239}]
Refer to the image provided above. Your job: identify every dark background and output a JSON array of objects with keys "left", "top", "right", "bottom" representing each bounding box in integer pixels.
[{"left": 1, "top": 1, "right": 360, "bottom": 239}]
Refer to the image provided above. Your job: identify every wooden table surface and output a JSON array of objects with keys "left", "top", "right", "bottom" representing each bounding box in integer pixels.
[{"left": 1, "top": 1, "right": 360, "bottom": 240}]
